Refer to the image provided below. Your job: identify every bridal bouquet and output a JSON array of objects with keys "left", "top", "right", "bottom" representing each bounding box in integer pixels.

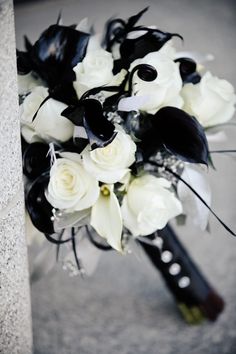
[{"left": 17, "top": 8, "right": 236, "bottom": 323}]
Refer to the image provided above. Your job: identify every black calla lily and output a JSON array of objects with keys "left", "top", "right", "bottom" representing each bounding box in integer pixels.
[
  {"left": 17, "top": 50, "right": 32, "bottom": 75},
  {"left": 138, "top": 106, "right": 209, "bottom": 165},
  {"left": 104, "top": 8, "right": 182, "bottom": 73},
  {"left": 62, "top": 98, "right": 117, "bottom": 150},
  {"left": 48, "top": 81, "right": 79, "bottom": 106},
  {"left": 104, "top": 8, "right": 148, "bottom": 52},
  {"left": 82, "top": 99, "right": 117, "bottom": 149},
  {"left": 25, "top": 172, "right": 54, "bottom": 235},
  {"left": 175, "top": 57, "right": 201, "bottom": 84},
  {"left": 17, "top": 24, "right": 90, "bottom": 89},
  {"left": 61, "top": 104, "right": 84, "bottom": 126},
  {"left": 119, "top": 29, "right": 183, "bottom": 71},
  {"left": 31, "top": 25, "right": 90, "bottom": 88},
  {"left": 23, "top": 142, "right": 51, "bottom": 179},
  {"left": 17, "top": 36, "right": 33, "bottom": 74},
  {"left": 126, "top": 7, "right": 149, "bottom": 30}
]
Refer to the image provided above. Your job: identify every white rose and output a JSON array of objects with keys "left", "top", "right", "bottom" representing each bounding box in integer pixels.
[
  {"left": 86, "top": 34, "right": 103, "bottom": 52},
  {"left": 20, "top": 86, "right": 74, "bottom": 143},
  {"left": 18, "top": 72, "right": 43, "bottom": 95},
  {"left": 82, "top": 126, "right": 136, "bottom": 184},
  {"left": 46, "top": 152, "right": 100, "bottom": 212},
  {"left": 181, "top": 71, "right": 236, "bottom": 127},
  {"left": 129, "top": 51, "right": 183, "bottom": 114},
  {"left": 121, "top": 175, "right": 182, "bottom": 236},
  {"left": 73, "top": 49, "right": 113, "bottom": 97},
  {"left": 73, "top": 49, "right": 125, "bottom": 98},
  {"left": 159, "top": 40, "right": 177, "bottom": 59}
]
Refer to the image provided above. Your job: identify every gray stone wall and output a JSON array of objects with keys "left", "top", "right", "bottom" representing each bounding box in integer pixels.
[{"left": 0, "top": 0, "right": 32, "bottom": 353}]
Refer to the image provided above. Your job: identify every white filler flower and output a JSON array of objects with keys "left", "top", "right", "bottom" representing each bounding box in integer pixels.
[
  {"left": 122, "top": 174, "right": 182, "bottom": 236},
  {"left": 129, "top": 50, "right": 183, "bottom": 114},
  {"left": 21, "top": 86, "right": 74, "bottom": 143},
  {"left": 82, "top": 126, "right": 136, "bottom": 184},
  {"left": 46, "top": 152, "right": 99, "bottom": 212},
  {"left": 181, "top": 71, "right": 236, "bottom": 127}
]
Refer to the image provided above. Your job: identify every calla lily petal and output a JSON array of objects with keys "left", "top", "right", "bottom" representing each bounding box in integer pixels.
[
  {"left": 91, "top": 185, "right": 123, "bottom": 251},
  {"left": 62, "top": 99, "right": 117, "bottom": 150},
  {"left": 17, "top": 24, "right": 90, "bottom": 89},
  {"left": 23, "top": 142, "right": 51, "bottom": 179},
  {"left": 177, "top": 166, "right": 211, "bottom": 230},
  {"left": 175, "top": 57, "right": 201, "bottom": 84},
  {"left": 138, "top": 106, "right": 209, "bottom": 165},
  {"left": 118, "top": 95, "right": 150, "bottom": 112},
  {"left": 119, "top": 30, "right": 182, "bottom": 70},
  {"left": 26, "top": 172, "right": 54, "bottom": 234}
]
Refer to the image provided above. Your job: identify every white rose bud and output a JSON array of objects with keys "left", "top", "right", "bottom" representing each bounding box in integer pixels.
[
  {"left": 181, "top": 71, "right": 236, "bottom": 127},
  {"left": 82, "top": 126, "right": 137, "bottom": 184},
  {"left": 46, "top": 152, "right": 100, "bottom": 212},
  {"left": 129, "top": 51, "right": 183, "bottom": 114},
  {"left": 121, "top": 175, "right": 182, "bottom": 236},
  {"left": 20, "top": 86, "right": 74, "bottom": 143},
  {"left": 73, "top": 49, "right": 125, "bottom": 98}
]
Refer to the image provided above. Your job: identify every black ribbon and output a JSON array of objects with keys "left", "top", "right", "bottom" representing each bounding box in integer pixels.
[{"left": 138, "top": 225, "right": 224, "bottom": 322}]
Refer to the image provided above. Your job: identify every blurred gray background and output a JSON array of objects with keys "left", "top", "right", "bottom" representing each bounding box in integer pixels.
[{"left": 14, "top": 1, "right": 236, "bottom": 353}]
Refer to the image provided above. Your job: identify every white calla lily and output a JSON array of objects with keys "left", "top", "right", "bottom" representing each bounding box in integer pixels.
[
  {"left": 177, "top": 166, "right": 211, "bottom": 230},
  {"left": 91, "top": 184, "right": 123, "bottom": 252},
  {"left": 118, "top": 95, "right": 150, "bottom": 112}
]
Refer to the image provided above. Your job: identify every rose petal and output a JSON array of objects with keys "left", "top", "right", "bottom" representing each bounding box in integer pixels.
[{"left": 121, "top": 196, "right": 140, "bottom": 237}]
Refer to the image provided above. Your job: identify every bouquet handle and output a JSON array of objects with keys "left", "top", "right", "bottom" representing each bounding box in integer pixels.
[{"left": 138, "top": 224, "right": 224, "bottom": 323}]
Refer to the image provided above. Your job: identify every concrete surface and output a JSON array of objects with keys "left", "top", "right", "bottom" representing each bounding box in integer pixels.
[
  {"left": 0, "top": 1, "right": 32, "bottom": 353},
  {"left": 14, "top": 1, "right": 236, "bottom": 353}
]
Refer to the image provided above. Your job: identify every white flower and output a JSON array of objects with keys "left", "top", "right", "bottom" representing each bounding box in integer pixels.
[
  {"left": 177, "top": 166, "right": 211, "bottom": 231},
  {"left": 82, "top": 126, "right": 136, "bottom": 184},
  {"left": 91, "top": 184, "right": 123, "bottom": 252},
  {"left": 86, "top": 34, "right": 104, "bottom": 52},
  {"left": 121, "top": 174, "right": 182, "bottom": 236},
  {"left": 181, "top": 71, "right": 236, "bottom": 127},
  {"left": 46, "top": 152, "right": 100, "bottom": 212},
  {"left": 159, "top": 40, "right": 177, "bottom": 59},
  {"left": 73, "top": 49, "right": 125, "bottom": 98},
  {"left": 20, "top": 86, "right": 74, "bottom": 143},
  {"left": 18, "top": 72, "right": 43, "bottom": 95},
  {"left": 129, "top": 51, "right": 183, "bottom": 114}
]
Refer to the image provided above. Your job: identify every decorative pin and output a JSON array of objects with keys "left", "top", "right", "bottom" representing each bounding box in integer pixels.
[
  {"left": 161, "top": 250, "right": 173, "bottom": 263},
  {"left": 178, "top": 276, "right": 190, "bottom": 288},
  {"left": 169, "top": 263, "right": 181, "bottom": 275}
]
